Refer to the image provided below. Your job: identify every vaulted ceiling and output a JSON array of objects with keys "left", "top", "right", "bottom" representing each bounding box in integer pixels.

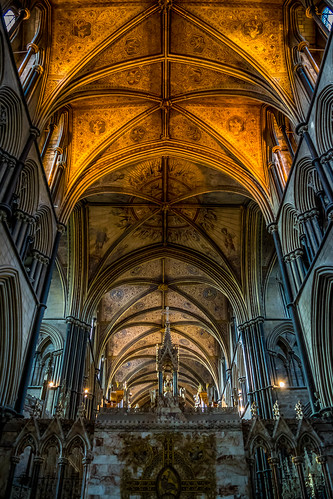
[{"left": 43, "top": 0, "right": 292, "bottom": 405}]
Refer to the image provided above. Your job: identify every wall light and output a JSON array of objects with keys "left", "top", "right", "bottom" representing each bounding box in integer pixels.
[{"left": 279, "top": 381, "right": 286, "bottom": 388}]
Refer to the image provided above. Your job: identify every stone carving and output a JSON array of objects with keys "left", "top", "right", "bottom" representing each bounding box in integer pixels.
[
  {"left": 203, "top": 287, "right": 217, "bottom": 300},
  {"left": 130, "top": 126, "right": 146, "bottom": 142},
  {"left": 251, "top": 401, "right": 258, "bottom": 418},
  {"left": 273, "top": 400, "right": 280, "bottom": 420},
  {"left": 89, "top": 119, "right": 106, "bottom": 135},
  {"left": 189, "top": 67, "right": 203, "bottom": 83},
  {"left": 187, "top": 125, "right": 201, "bottom": 141},
  {"left": 295, "top": 400, "right": 304, "bottom": 420},
  {"left": 73, "top": 19, "right": 91, "bottom": 38},
  {"left": 242, "top": 19, "right": 264, "bottom": 39},
  {"left": 125, "top": 37, "right": 140, "bottom": 55},
  {"left": 221, "top": 227, "right": 236, "bottom": 252},
  {"left": 111, "top": 288, "right": 124, "bottom": 300},
  {"left": 126, "top": 68, "right": 142, "bottom": 85},
  {"left": 190, "top": 34, "right": 205, "bottom": 53},
  {"left": 227, "top": 116, "right": 245, "bottom": 136}
]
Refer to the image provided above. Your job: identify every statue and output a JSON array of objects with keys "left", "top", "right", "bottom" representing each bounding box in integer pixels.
[
  {"left": 77, "top": 401, "right": 86, "bottom": 419},
  {"left": 163, "top": 375, "right": 173, "bottom": 396},
  {"left": 179, "top": 387, "right": 186, "bottom": 400},
  {"left": 150, "top": 388, "right": 156, "bottom": 406}
]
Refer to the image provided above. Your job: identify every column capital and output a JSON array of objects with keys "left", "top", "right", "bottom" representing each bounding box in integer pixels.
[
  {"left": 33, "top": 456, "right": 44, "bottom": 464},
  {"left": 268, "top": 457, "right": 279, "bottom": 466},
  {"left": 295, "top": 123, "right": 308, "bottom": 136},
  {"left": 58, "top": 457, "right": 68, "bottom": 466},
  {"left": 267, "top": 222, "right": 278, "bottom": 234},
  {"left": 11, "top": 456, "right": 20, "bottom": 464},
  {"left": 57, "top": 222, "right": 66, "bottom": 234},
  {"left": 297, "top": 40, "right": 310, "bottom": 52},
  {"left": 292, "top": 455, "right": 304, "bottom": 465},
  {"left": 26, "top": 42, "right": 39, "bottom": 53},
  {"left": 272, "top": 145, "right": 281, "bottom": 153}
]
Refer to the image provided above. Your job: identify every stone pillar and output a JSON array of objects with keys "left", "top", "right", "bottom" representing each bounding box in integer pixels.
[
  {"left": 158, "top": 371, "right": 163, "bottom": 395},
  {"left": 273, "top": 145, "right": 289, "bottom": 182},
  {"left": 0, "top": 152, "right": 16, "bottom": 196},
  {"left": 41, "top": 123, "right": 57, "bottom": 159},
  {"left": 173, "top": 371, "right": 178, "bottom": 397},
  {"left": 4, "top": 455, "right": 20, "bottom": 499},
  {"left": 268, "top": 457, "right": 282, "bottom": 499},
  {"left": 292, "top": 456, "right": 308, "bottom": 499},
  {"left": 239, "top": 318, "right": 272, "bottom": 418},
  {"left": 59, "top": 317, "right": 90, "bottom": 419},
  {"left": 81, "top": 456, "right": 92, "bottom": 499},
  {"left": 316, "top": 455, "right": 333, "bottom": 499},
  {"left": 279, "top": 124, "right": 295, "bottom": 158},
  {"left": 267, "top": 223, "right": 317, "bottom": 413},
  {"left": 268, "top": 162, "right": 283, "bottom": 200},
  {"left": 18, "top": 42, "right": 39, "bottom": 77},
  {"left": 297, "top": 41, "right": 319, "bottom": 75},
  {"left": 14, "top": 224, "right": 65, "bottom": 414},
  {"left": 30, "top": 456, "right": 44, "bottom": 498},
  {"left": 294, "top": 64, "right": 314, "bottom": 99},
  {"left": 55, "top": 457, "right": 68, "bottom": 499},
  {"left": 24, "top": 64, "right": 44, "bottom": 98}
]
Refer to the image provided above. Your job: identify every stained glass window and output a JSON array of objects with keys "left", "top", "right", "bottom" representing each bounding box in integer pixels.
[
  {"left": 3, "top": 9, "right": 16, "bottom": 31},
  {"left": 322, "top": 6, "right": 333, "bottom": 31}
]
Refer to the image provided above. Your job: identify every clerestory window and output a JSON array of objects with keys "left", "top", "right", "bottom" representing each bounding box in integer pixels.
[{"left": 322, "top": 6, "right": 333, "bottom": 30}]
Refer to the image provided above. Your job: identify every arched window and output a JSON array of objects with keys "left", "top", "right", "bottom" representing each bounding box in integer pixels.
[
  {"left": 3, "top": 10, "right": 16, "bottom": 31},
  {"left": 322, "top": 6, "right": 333, "bottom": 31}
]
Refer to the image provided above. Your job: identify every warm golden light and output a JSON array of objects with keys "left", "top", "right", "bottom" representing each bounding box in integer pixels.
[
  {"left": 279, "top": 381, "right": 286, "bottom": 388},
  {"left": 84, "top": 388, "right": 88, "bottom": 393},
  {"left": 49, "top": 381, "right": 54, "bottom": 387}
]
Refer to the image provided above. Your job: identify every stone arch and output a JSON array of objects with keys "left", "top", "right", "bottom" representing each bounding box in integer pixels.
[
  {"left": 15, "top": 159, "right": 40, "bottom": 215},
  {"left": 311, "top": 267, "right": 333, "bottom": 408},
  {"left": 34, "top": 205, "right": 54, "bottom": 257},
  {"left": 0, "top": 267, "right": 22, "bottom": 407},
  {"left": 0, "top": 86, "right": 22, "bottom": 157},
  {"left": 316, "top": 84, "right": 333, "bottom": 155},
  {"left": 294, "top": 157, "right": 321, "bottom": 214},
  {"left": 280, "top": 203, "right": 300, "bottom": 255}
]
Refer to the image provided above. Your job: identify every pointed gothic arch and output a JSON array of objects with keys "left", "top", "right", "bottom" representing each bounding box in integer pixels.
[{"left": 0, "top": 267, "right": 22, "bottom": 408}]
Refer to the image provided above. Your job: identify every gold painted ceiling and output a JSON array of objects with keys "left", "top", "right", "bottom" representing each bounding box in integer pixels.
[{"left": 41, "top": 0, "right": 295, "bottom": 405}]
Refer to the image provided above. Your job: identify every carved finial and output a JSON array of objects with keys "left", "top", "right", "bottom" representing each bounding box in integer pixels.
[
  {"left": 273, "top": 400, "right": 280, "bottom": 420},
  {"left": 295, "top": 400, "right": 304, "bottom": 420},
  {"left": 251, "top": 401, "right": 258, "bottom": 418},
  {"left": 77, "top": 401, "right": 86, "bottom": 419}
]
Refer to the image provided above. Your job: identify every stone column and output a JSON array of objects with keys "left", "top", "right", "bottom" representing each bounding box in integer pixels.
[
  {"left": 267, "top": 223, "right": 317, "bottom": 413},
  {"left": 279, "top": 124, "right": 295, "bottom": 158},
  {"left": 15, "top": 224, "right": 66, "bottom": 414},
  {"left": 55, "top": 457, "right": 68, "bottom": 499},
  {"left": 268, "top": 457, "right": 282, "bottom": 499},
  {"left": 18, "top": 42, "right": 39, "bottom": 77},
  {"left": 268, "top": 162, "right": 283, "bottom": 200},
  {"left": 273, "top": 145, "right": 289, "bottom": 182},
  {"left": 292, "top": 456, "right": 308, "bottom": 499},
  {"left": 294, "top": 64, "right": 314, "bottom": 99},
  {"left": 297, "top": 41, "right": 319, "bottom": 75},
  {"left": 24, "top": 64, "right": 44, "bottom": 98},
  {"left": 316, "top": 455, "right": 333, "bottom": 499},
  {"left": 4, "top": 455, "right": 20, "bottom": 499},
  {"left": 81, "top": 456, "right": 92, "bottom": 499},
  {"left": 30, "top": 456, "right": 44, "bottom": 498}
]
